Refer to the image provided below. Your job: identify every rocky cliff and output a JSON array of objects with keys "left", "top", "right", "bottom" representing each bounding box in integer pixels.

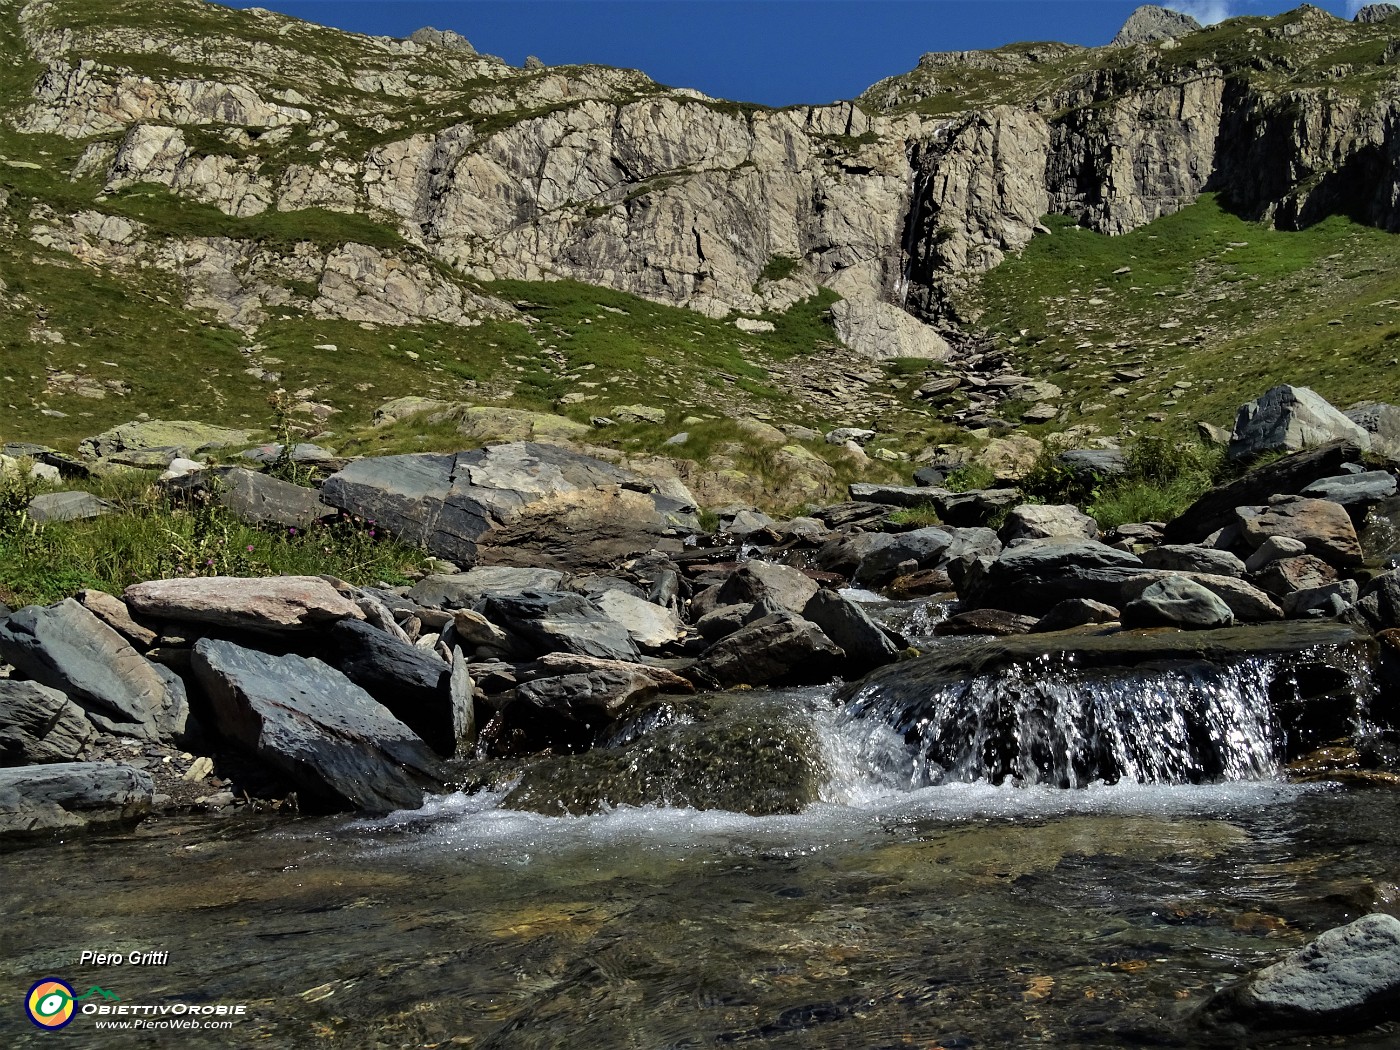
[{"left": 1, "top": 1, "right": 1399, "bottom": 449}]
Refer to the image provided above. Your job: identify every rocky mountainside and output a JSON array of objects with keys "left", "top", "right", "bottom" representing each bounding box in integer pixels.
[{"left": 1, "top": 1, "right": 1399, "bottom": 476}]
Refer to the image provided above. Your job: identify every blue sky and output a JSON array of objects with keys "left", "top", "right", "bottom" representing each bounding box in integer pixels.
[{"left": 226, "top": 1, "right": 1377, "bottom": 105}]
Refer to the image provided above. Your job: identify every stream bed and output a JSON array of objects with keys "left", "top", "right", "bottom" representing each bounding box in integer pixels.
[{"left": 3, "top": 690, "right": 1400, "bottom": 1049}]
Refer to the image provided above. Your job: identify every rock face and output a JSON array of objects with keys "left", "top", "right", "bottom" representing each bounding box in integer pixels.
[
  {"left": 1112, "top": 5, "right": 1202, "bottom": 46},
  {"left": 191, "top": 637, "right": 444, "bottom": 813},
  {"left": 124, "top": 576, "right": 366, "bottom": 632},
  {"left": 321, "top": 443, "right": 697, "bottom": 571},
  {"left": 1228, "top": 386, "right": 1372, "bottom": 463},
  {"left": 0, "top": 763, "right": 154, "bottom": 836},
  {"left": 1203, "top": 913, "right": 1400, "bottom": 1032},
  {"left": 0, "top": 680, "right": 97, "bottom": 765},
  {"left": 0, "top": 600, "right": 189, "bottom": 741}
]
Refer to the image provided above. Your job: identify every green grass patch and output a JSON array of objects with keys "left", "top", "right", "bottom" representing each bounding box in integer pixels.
[{"left": 0, "top": 471, "right": 429, "bottom": 607}]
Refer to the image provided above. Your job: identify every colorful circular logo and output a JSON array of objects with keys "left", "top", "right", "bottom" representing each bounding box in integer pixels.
[{"left": 26, "top": 979, "right": 76, "bottom": 1029}]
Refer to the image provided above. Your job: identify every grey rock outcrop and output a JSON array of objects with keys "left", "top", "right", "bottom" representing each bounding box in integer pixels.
[
  {"left": 482, "top": 589, "right": 641, "bottom": 662},
  {"left": 1354, "top": 4, "right": 1400, "bottom": 24},
  {"left": 165, "top": 467, "right": 333, "bottom": 529},
  {"left": 321, "top": 442, "right": 697, "bottom": 572},
  {"left": 0, "top": 763, "right": 154, "bottom": 837},
  {"left": 1112, "top": 5, "right": 1202, "bottom": 46},
  {"left": 963, "top": 540, "right": 1147, "bottom": 616},
  {"left": 692, "top": 611, "right": 845, "bottom": 688},
  {"left": 0, "top": 600, "right": 189, "bottom": 742},
  {"left": 191, "top": 637, "right": 444, "bottom": 813}
]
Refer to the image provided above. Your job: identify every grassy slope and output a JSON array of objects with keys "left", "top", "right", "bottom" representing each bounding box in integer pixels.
[{"left": 966, "top": 194, "right": 1400, "bottom": 439}]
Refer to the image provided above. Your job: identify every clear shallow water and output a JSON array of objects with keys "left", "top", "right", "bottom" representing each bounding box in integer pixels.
[{"left": 3, "top": 700, "right": 1400, "bottom": 1049}]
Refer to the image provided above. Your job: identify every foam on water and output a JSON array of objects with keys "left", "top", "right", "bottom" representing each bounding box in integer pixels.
[{"left": 346, "top": 704, "right": 1324, "bottom": 864}]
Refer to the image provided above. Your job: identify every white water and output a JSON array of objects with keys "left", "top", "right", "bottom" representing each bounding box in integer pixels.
[{"left": 347, "top": 699, "right": 1321, "bottom": 863}]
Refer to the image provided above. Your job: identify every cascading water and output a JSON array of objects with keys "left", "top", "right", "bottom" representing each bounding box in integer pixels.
[{"left": 836, "top": 658, "right": 1283, "bottom": 790}]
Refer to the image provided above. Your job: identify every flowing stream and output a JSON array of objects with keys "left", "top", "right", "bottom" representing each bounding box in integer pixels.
[{"left": 3, "top": 655, "right": 1400, "bottom": 1048}]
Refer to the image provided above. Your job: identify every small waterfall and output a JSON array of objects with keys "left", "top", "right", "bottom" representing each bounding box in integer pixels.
[{"left": 834, "top": 630, "right": 1378, "bottom": 790}]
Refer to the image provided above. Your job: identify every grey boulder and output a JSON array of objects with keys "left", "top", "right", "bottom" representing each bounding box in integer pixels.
[
  {"left": 692, "top": 611, "right": 844, "bottom": 688},
  {"left": 323, "top": 619, "right": 466, "bottom": 757},
  {"left": 191, "top": 638, "right": 445, "bottom": 813},
  {"left": 963, "top": 540, "right": 1147, "bottom": 616},
  {"left": 1122, "top": 577, "right": 1235, "bottom": 629},
  {"left": 0, "top": 600, "right": 189, "bottom": 742},
  {"left": 1228, "top": 385, "right": 1371, "bottom": 463},
  {"left": 1203, "top": 913, "right": 1400, "bottom": 1032},
  {"left": 320, "top": 442, "right": 698, "bottom": 572},
  {"left": 482, "top": 590, "right": 640, "bottom": 662},
  {"left": 0, "top": 763, "right": 153, "bottom": 837},
  {"left": 0, "top": 680, "right": 97, "bottom": 765}
]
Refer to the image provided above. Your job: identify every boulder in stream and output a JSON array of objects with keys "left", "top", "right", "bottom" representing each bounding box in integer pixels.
[
  {"left": 1201, "top": 913, "right": 1400, "bottom": 1033},
  {"left": 191, "top": 638, "right": 445, "bottom": 814},
  {"left": 0, "top": 762, "right": 153, "bottom": 837}
]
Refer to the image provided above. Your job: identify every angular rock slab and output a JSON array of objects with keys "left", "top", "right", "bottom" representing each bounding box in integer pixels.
[
  {"left": 191, "top": 638, "right": 445, "bottom": 814},
  {"left": 124, "top": 575, "right": 365, "bottom": 633},
  {"left": 1203, "top": 913, "right": 1400, "bottom": 1032},
  {"left": 0, "top": 600, "right": 189, "bottom": 742},
  {"left": 0, "top": 763, "right": 153, "bottom": 837},
  {"left": 0, "top": 680, "right": 97, "bottom": 765},
  {"left": 964, "top": 540, "right": 1147, "bottom": 617},
  {"left": 321, "top": 442, "right": 698, "bottom": 571},
  {"left": 166, "top": 466, "right": 334, "bottom": 529},
  {"left": 27, "top": 491, "right": 114, "bottom": 523},
  {"left": 482, "top": 589, "right": 640, "bottom": 662},
  {"left": 692, "top": 612, "right": 845, "bottom": 688},
  {"left": 323, "top": 619, "right": 464, "bottom": 757}
]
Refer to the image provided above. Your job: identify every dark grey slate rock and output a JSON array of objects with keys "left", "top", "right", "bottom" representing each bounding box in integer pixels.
[
  {"left": 1122, "top": 577, "right": 1234, "bottom": 629},
  {"left": 934, "top": 487, "right": 1022, "bottom": 528},
  {"left": 963, "top": 540, "right": 1146, "bottom": 616},
  {"left": 165, "top": 467, "right": 333, "bottom": 528},
  {"left": 323, "top": 620, "right": 465, "bottom": 757},
  {"left": 1301, "top": 470, "right": 1397, "bottom": 511},
  {"left": 408, "top": 567, "right": 567, "bottom": 609},
  {"left": 692, "top": 612, "right": 844, "bottom": 688},
  {"left": 1244, "top": 535, "right": 1309, "bottom": 573},
  {"left": 1203, "top": 913, "right": 1400, "bottom": 1032},
  {"left": 0, "top": 600, "right": 188, "bottom": 742},
  {"left": 1056, "top": 448, "right": 1127, "bottom": 479},
  {"left": 802, "top": 589, "right": 901, "bottom": 673},
  {"left": 1140, "top": 544, "right": 1246, "bottom": 578},
  {"left": 0, "top": 762, "right": 153, "bottom": 837},
  {"left": 1121, "top": 570, "right": 1283, "bottom": 622},
  {"left": 0, "top": 680, "right": 96, "bottom": 765},
  {"left": 695, "top": 603, "right": 754, "bottom": 642},
  {"left": 26, "top": 491, "right": 113, "bottom": 523},
  {"left": 516, "top": 667, "right": 661, "bottom": 718},
  {"left": 848, "top": 482, "right": 936, "bottom": 508},
  {"left": 1165, "top": 441, "right": 1366, "bottom": 544},
  {"left": 815, "top": 528, "right": 954, "bottom": 587},
  {"left": 482, "top": 590, "right": 640, "bottom": 662},
  {"left": 936, "top": 608, "right": 1040, "bottom": 637},
  {"left": 1031, "top": 598, "right": 1120, "bottom": 633},
  {"left": 320, "top": 442, "right": 697, "bottom": 572},
  {"left": 913, "top": 466, "right": 947, "bottom": 487},
  {"left": 191, "top": 638, "right": 445, "bottom": 814},
  {"left": 1228, "top": 385, "right": 1370, "bottom": 463}
]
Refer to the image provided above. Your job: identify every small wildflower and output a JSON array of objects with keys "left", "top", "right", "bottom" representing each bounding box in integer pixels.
[{"left": 247, "top": 544, "right": 255, "bottom": 552}]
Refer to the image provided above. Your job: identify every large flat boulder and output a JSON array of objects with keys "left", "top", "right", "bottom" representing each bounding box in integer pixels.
[
  {"left": 320, "top": 442, "right": 698, "bottom": 571},
  {"left": 0, "top": 763, "right": 153, "bottom": 837},
  {"left": 79, "top": 419, "right": 254, "bottom": 461},
  {"left": 191, "top": 638, "right": 445, "bottom": 813},
  {"left": 0, "top": 680, "right": 97, "bottom": 765},
  {"left": 963, "top": 540, "right": 1147, "bottom": 616},
  {"left": 0, "top": 600, "right": 189, "bottom": 742},
  {"left": 1227, "top": 385, "right": 1370, "bottom": 462},
  {"left": 124, "top": 576, "right": 365, "bottom": 633}
]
